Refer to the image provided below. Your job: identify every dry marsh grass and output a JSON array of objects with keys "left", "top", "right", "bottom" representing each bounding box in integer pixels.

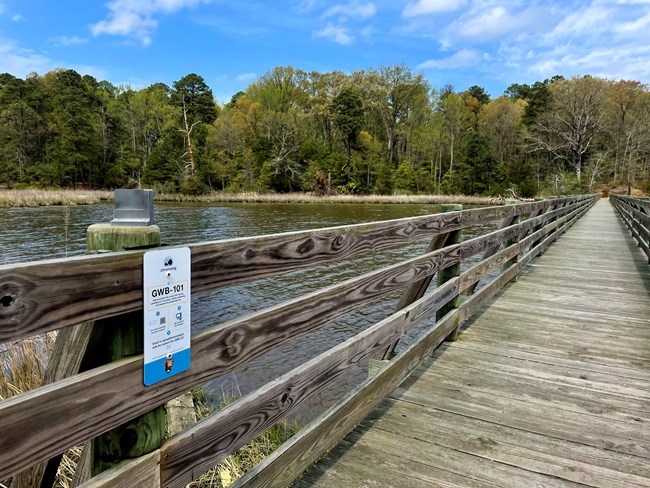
[
  {"left": 156, "top": 191, "right": 500, "bottom": 206},
  {"left": 0, "top": 189, "right": 113, "bottom": 208},
  {"left": 0, "top": 340, "right": 296, "bottom": 488},
  {"left": 0, "top": 333, "right": 82, "bottom": 488},
  {"left": 188, "top": 389, "right": 298, "bottom": 488},
  {"left": 1, "top": 189, "right": 499, "bottom": 207}
]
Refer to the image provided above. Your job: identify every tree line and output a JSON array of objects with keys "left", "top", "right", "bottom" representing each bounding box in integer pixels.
[{"left": 1, "top": 65, "right": 649, "bottom": 197}]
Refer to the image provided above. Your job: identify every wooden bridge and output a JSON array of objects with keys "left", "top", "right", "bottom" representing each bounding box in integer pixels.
[{"left": 0, "top": 194, "right": 648, "bottom": 488}]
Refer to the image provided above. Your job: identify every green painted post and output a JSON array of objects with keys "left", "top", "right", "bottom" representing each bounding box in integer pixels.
[
  {"left": 86, "top": 211, "right": 167, "bottom": 476},
  {"left": 502, "top": 199, "right": 520, "bottom": 281},
  {"left": 436, "top": 204, "right": 462, "bottom": 341}
]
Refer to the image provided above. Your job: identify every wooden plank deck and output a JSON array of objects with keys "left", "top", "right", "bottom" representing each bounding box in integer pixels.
[{"left": 298, "top": 199, "right": 650, "bottom": 488}]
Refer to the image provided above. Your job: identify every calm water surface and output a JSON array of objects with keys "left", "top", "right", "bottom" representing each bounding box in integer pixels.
[{"left": 0, "top": 202, "right": 494, "bottom": 421}]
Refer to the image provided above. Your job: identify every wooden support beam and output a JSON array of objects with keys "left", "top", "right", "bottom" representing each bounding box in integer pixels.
[
  {"left": 85, "top": 224, "right": 167, "bottom": 478},
  {"left": 379, "top": 206, "right": 462, "bottom": 359},
  {"left": 437, "top": 204, "right": 463, "bottom": 341},
  {"left": 502, "top": 199, "right": 521, "bottom": 282}
]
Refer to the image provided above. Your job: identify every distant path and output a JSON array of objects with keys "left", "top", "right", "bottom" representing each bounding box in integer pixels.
[{"left": 299, "top": 198, "right": 650, "bottom": 487}]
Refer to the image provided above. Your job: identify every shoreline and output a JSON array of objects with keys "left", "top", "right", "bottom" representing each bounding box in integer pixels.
[{"left": 0, "top": 189, "right": 501, "bottom": 208}]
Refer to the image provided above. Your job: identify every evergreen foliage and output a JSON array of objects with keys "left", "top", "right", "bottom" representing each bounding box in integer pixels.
[{"left": 1, "top": 67, "right": 649, "bottom": 196}]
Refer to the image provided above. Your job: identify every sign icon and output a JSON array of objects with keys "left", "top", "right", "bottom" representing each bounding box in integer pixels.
[
  {"left": 164, "top": 354, "right": 174, "bottom": 373},
  {"left": 164, "top": 257, "right": 173, "bottom": 266},
  {"left": 176, "top": 312, "right": 183, "bottom": 321}
]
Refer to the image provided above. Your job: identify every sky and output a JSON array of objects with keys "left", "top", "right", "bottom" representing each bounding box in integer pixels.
[{"left": 0, "top": 0, "right": 649, "bottom": 102}]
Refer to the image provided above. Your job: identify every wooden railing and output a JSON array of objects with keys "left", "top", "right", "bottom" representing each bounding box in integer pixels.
[
  {"left": 0, "top": 195, "right": 597, "bottom": 487},
  {"left": 611, "top": 194, "right": 650, "bottom": 263}
]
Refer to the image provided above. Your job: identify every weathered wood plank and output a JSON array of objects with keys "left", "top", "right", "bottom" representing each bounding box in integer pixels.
[
  {"left": 0, "top": 211, "right": 461, "bottom": 342},
  {"left": 299, "top": 438, "right": 496, "bottom": 488},
  {"left": 0, "top": 244, "right": 461, "bottom": 480},
  {"left": 231, "top": 310, "right": 463, "bottom": 488},
  {"left": 459, "top": 244, "right": 519, "bottom": 293},
  {"left": 160, "top": 278, "right": 459, "bottom": 487},
  {"left": 450, "top": 342, "right": 650, "bottom": 383},
  {"left": 327, "top": 425, "right": 585, "bottom": 488},
  {"left": 362, "top": 400, "right": 650, "bottom": 487},
  {"left": 77, "top": 450, "right": 160, "bottom": 488},
  {"left": 392, "top": 378, "right": 650, "bottom": 459},
  {"left": 431, "top": 343, "right": 650, "bottom": 399},
  {"left": 417, "top": 362, "right": 650, "bottom": 419}
]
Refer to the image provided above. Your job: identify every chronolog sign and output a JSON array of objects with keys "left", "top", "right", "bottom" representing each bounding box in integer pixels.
[{"left": 143, "top": 247, "right": 191, "bottom": 386}]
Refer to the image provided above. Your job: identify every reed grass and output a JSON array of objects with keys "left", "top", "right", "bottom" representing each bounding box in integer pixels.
[
  {"left": 188, "top": 388, "right": 298, "bottom": 488},
  {"left": 0, "top": 332, "right": 82, "bottom": 488},
  {"left": 0, "top": 338, "right": 296, "bottom": 488},
  {"left": 0, "top": 189, "right": 113, "bottom": 208},
  {"left": 1, "top": 189, "right": 500, "bottom": 208},
  {"left": 155, "top": 191, "right": 500, "bottom": 206}
]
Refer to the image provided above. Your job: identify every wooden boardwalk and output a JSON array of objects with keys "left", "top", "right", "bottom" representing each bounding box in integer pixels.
[{"left": 298, "top": 199, "right": 650, "bottom": 488}]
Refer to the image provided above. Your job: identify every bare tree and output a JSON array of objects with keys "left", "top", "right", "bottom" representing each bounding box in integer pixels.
[
  {"left": 530, "top": 76, "right": 608, "bottom": 182},
  {"left": 178, "top": 96, "right": 199, "bottom": 178}
]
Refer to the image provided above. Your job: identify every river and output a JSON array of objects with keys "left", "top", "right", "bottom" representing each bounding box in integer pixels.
[{"left": 1, "top": 202, "right": 494, "bottom": 422}]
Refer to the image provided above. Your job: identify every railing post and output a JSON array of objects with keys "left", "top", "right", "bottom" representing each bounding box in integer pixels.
[
  {"left": 437, "top": 204, "right": 463, "bottom": 341},
  {"left": 14, "top": 193, "right": 164, "bottom": 488},
  {"left": 84, "top": 191, "right": 167, "bottom": 477},
  {"left": 502, "top": 199, "right": 520, "bottom": 281},
  {"left": 375, "top": 203, "right": 462, "bottom": 360}
]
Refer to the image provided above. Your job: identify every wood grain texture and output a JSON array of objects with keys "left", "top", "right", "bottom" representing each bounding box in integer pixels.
[
  {"left": 0, "top": 244, "right": 460, "bottom": 480},
  {"left": 0, "top": 195, "right": 599, "bottom": 483},
  {"left": 0, "top": 211, "right": 462, "bottom": 342},
  {"left": 235, "top": 251, "right": 533, "bottom": 488},
  {"left": 612, "top": 196, "right": 650, "bottom": 261},
  {"left": 77, "top": 450, "right": 160, "bottom": 488},
  {"left": 299, "top": 198, "right": 650, "bottom": 488},
  {"left": 0, "top": 197, "right": 594, "bottom": 343},
  {"left": 233, "top": 311, "right": 463, "bottom": 488},
  {"left": 160, "top": 278, "right": 460, "bottom": 487},
  {"left": 459, "top": 244, "right": 519, "bottom": 293}
]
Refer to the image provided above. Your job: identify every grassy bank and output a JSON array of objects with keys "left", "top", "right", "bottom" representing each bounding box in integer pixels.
[
  {"left": 156, "top": 191, "right": 501, "bottom": 205},
  {"left": 0, "top": 189, "right": 501, "bottom": 208},
  {"left": 0, "top": 189, "right": 113, "bottom": 208}
]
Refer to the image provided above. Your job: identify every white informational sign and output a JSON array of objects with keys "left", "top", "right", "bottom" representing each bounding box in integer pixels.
[{"left": 143, "top": 247, "right": 191, "bottom": 386}]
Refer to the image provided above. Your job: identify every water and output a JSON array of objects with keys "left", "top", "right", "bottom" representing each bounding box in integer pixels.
[{"left": 0, "top": 202, "right": 495, "bottom": 422}]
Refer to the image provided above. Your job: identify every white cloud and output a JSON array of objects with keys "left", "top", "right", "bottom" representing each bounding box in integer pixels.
[
  {"left": 0, "top": 37, "right": 106, "bottom": 79},
  {"left": 360, "top": 24, "right": 376, "bottom": 42},
  {"left": 11, "top": 13, "right": 22, "bottom": 21},
  {"left": 418, "top": 48, "right": 481, "bottom": 69},
  {"left": 0, "top": 38, "right": 52, "bottom": 76},
  {"left": 614, "top": 11, "right": 650, "bottom": 33},
  {"left": 546, "top": 2, "right": 613, "bottom": 41},
  {"left": 530, "top": 44, "right": 650, "bottom": 80},
  {"left": 403, "top": 0, "right": 466, "bottom": 18},
  {"left": 50, "top": 36, "right": 89, "bottom": 47},
  {"left": 446, "top": 6, "right": 540, "bottom": 41},
  {"left": 91, "top": 0, "right": 213, "bottom": 46},
  {"left": 294, "top": 0, "right": 318, "bottom": 14},
  {"left": 322, "top": 2, "right": 377, "bottom": 20},
  {"left": 235, "top": 72, "right": 257, "bottom": 82},
  {"left": 314, "top": 23, "right": 355, "bottom": 44}
]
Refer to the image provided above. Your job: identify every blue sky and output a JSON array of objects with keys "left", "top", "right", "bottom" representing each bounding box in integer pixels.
[{"left": 0, "top": 0, "right": 649, "bottom": 102}]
